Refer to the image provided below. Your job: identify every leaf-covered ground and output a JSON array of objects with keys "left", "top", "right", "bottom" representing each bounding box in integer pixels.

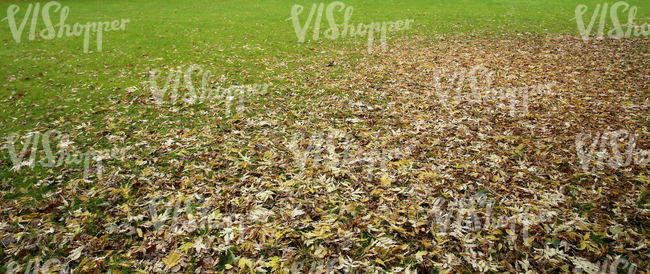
[{"left": 2, "top": 34, "right": 650, "bottom": 273}]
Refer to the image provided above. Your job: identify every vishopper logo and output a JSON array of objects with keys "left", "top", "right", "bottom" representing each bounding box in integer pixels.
[
  {"left": 146, "top": 64, "right": 269, "bottom": 116},
  {"left": 101, "top": 193, "right": 352, "bottom": 273},
  {"left": 5, "top": 258, "right": 72, "bottom": 274},
  {"left": 427, "top": 193, "right": 555, "bottom": 245},
  {"left": 428, "top": 65, "right": 557, "bottom": 116},
  {"left": 144, "top": 194, "right": 217, "bottom": 235},
  {"left": 287, "top": 1, "right": 414, "bottom": 53},
  {"left": 573, "top": 257, "right": 637, "bottom": 274},
  {"left": 113, "top": 194, "right": 264, "bottom": 246},
  {"left": 1, "top": 1, "right": 130, "bottom": 53},
  {"left": 286, "top": 129, "right": 415, "bottom": 180},
  {"left": 575, "top": 130, "right": 650, "bottom": 173},
  {"left": 573, "top": 1, "right": 650, "bottom": 41},
  {"left": 288, "top": 258, "right": 343, "bottom": 274},
  {"left": 1, "top": 130, "right": 124, "bottom": 181},
  {"left": 5, "top": 257, "right": 124, "bottom": 274}
]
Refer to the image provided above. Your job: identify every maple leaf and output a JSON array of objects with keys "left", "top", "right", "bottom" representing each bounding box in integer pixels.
[
  {"left": 163, "top": 251, "right": 183, "bottom": 269},
  {"left": 266, "top": 256, "right": 280, "bottom": 271},
  {"left": 379, "top": 173, "right": 392, "bottom": 187},
  {"left": 238, "top": 257, "right": 252, "bottom": 271}
]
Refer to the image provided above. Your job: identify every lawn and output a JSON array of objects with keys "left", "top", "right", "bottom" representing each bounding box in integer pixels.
[{"left": 1, "top": 0, "right": 650, "bottom": 273}]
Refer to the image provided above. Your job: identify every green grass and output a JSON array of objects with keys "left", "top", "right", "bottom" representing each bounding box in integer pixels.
[{"left": 1, "top": 0, "right": 649, "bottom": 133}]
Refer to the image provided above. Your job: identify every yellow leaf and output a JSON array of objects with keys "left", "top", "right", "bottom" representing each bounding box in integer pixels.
[
  {"left": 579, "top": 241, "right": 587, "bottom": 250},
  {"left": 380, "top": 174, "right": 391, "bottom": 187},
  {"left": 525, "top": 236, "right": 535, "bottom": 246},
  {"left": 79, "top": 257, "right": 89, "bottom": 267},
  {"left": 266, "top": 256, "right": 280, "bottom": 271},
  {"left": 275, "top": 230, "right": 285, "bottom": 240},
  {"left": 179, "top": 242, "right": 195, "bottom": 253},
  {"left": 162, "top": 251, "right": 182, "bottom": 269},
  {"left": 374, "top": 258, "right": 385, "bottom": 266},
  {"left": 238, "top": 258, "right": 252, "bottom": 270},
  {"left": 434, "top": 236, "right": 449, "bottom": 245},
  {"left": 391, "top": 159, "right": 412, "bottom": 169},
  {"left": 415, "top": 251, "right": 428, "bottom": 260}
]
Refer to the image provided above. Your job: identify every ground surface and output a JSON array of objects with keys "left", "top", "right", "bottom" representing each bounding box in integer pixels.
[{"left": 1, "top": 0, "right": 650, "bottom": 273}]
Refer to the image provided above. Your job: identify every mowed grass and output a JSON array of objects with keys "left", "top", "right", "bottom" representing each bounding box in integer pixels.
[{"left": 1, "top": 0, "right": 649, "bottom": 132}]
